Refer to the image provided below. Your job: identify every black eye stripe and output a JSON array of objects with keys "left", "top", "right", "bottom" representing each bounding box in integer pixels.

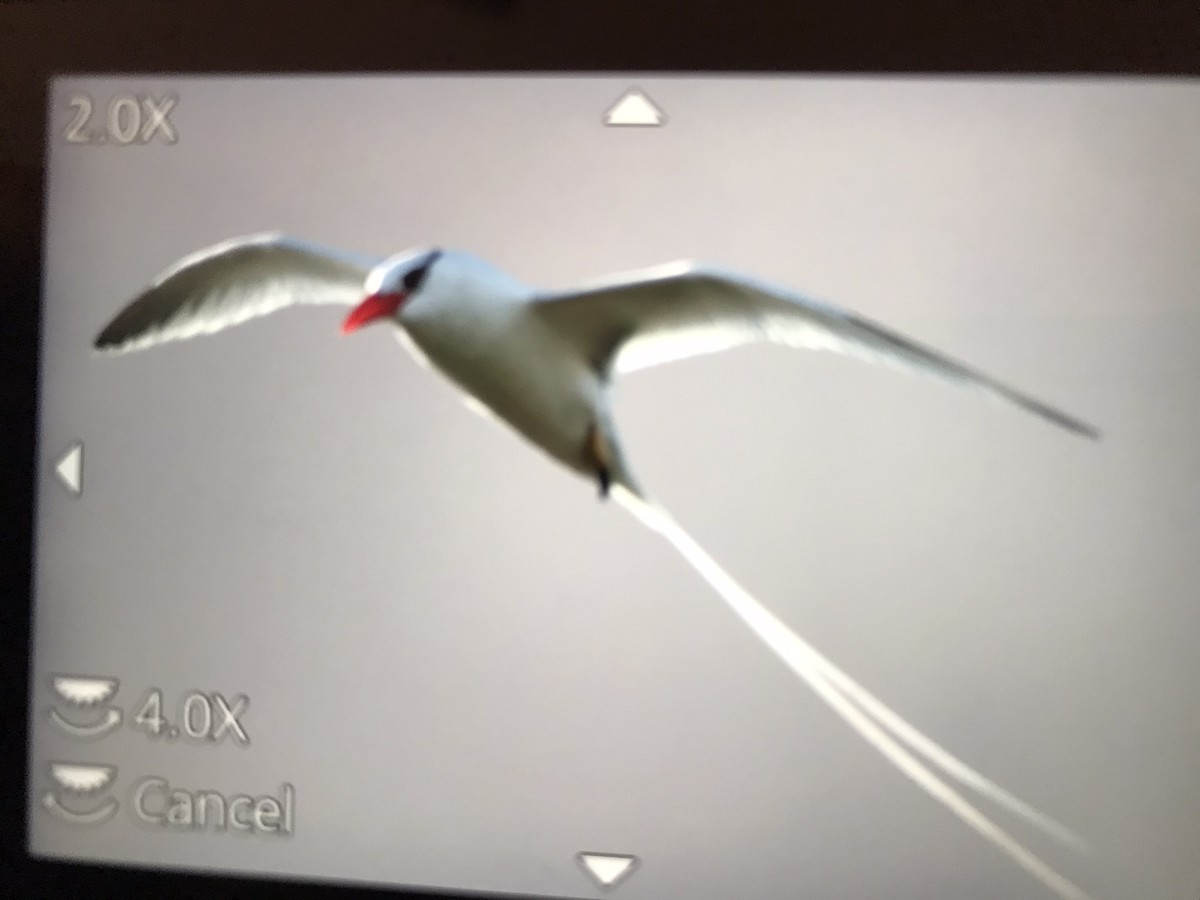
[{"left": 402, "top": 249, "right": 443, "bottom": 292}]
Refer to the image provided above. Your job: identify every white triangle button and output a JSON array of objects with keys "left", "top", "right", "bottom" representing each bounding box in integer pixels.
[
  {"left": 54, "top": 442, "right": 83, "bottom": 496},
  {"left": 577, "top": 852, "right": 639, "bottom": 889},
  {"left": 604, "top": 89, "right": 665, "bottom": 127}
]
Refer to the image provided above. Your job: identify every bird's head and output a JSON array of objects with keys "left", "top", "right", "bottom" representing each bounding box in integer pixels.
[{"left": 342, "top": 248, "right": 443, "bottom": 335}]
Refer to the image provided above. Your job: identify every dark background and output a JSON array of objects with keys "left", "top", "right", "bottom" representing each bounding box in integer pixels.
[{"left": 3, "top": 2, "right": 1199, "bottom": 897}]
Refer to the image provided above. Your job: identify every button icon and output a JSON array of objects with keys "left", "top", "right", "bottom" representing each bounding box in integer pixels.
[
  {"left": 42, "top": 762, "right": 119, "bottom": 826},
  {"left": 604, "top": 89, "right": 666, "bottom": 127},
  {"left": 48, "top": 674, "right": 123, "bottom": 740},
  {"left": 53, "top": 442, "right": 83, "bottom": 496},
  {"left": 576, "top": 852, "right": 639, "bottom": 890}
]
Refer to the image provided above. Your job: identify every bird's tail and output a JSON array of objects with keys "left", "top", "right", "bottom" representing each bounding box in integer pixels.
[{"left": 611, "top": 486, "right": 1096, "bottom": 900}]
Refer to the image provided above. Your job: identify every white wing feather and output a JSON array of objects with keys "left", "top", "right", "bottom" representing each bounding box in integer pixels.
[
  {"left": 534, "top": 263, "right": 1099, "bottom": 438},
  {"left": 94, "top": 233, "right": 381, "bottom": 354}
]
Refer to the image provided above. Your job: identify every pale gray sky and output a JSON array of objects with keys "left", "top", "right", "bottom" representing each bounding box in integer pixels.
[{"left": 28, "top": 75, "right": 1200, "bottom": 900}]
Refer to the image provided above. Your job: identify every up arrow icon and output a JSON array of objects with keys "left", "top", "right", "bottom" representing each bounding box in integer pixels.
[{"left": 604, "top": 89, "right": 666, "bottom": 127}]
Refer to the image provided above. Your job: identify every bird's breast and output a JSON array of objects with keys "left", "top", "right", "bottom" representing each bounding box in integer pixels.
[{"left": 401, "top": 301, "right": 602, "bottom": 475}]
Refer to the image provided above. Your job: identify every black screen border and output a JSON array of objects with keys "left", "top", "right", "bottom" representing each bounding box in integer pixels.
[{"left": 3, "top": 1, "right": 1199, "bottom": 897}]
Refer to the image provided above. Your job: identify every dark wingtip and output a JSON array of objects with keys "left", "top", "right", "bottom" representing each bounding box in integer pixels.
[
  {"left": 93, "top": 326, "right": 119, "bottom": 353},
  {"left": 1005, "top": 387, "right": 1101, "bottom": 442},
  {"left": 93, "top": 301, "right": 147, "bottom": 353},
  {"left": 1046, "top": 411, "right": 1101, "bottom": 442},
  {"left": 92, "top": 319, "right": 138, "bottom": 355}
]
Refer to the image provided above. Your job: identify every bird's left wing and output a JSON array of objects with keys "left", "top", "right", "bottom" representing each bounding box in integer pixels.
[
  {"left": 94, "top": 233, "right": 382, "bottom": 354},
  {"left": 533, "top": 262, "right": 1099, "bottom": 439}
]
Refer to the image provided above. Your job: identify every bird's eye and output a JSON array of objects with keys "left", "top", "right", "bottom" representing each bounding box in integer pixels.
[
  {"left": 401, "top": 266, "right": 424, "bottom": 292},
  {"left": 402, "top": 249, "right": 442, "bottom": 293}
]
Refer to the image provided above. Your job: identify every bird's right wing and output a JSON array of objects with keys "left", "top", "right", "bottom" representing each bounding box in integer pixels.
[
  {"left": 94, "top": 233, "right": 382, "bottom": 354},
  {"left": 534, "top": 263, "right": 1099, "bottom": 440}
]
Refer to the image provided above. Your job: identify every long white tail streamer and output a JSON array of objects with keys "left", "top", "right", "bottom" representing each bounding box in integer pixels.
[{"left": 613, "top": 487, "right": 1095, "bottom": 900}]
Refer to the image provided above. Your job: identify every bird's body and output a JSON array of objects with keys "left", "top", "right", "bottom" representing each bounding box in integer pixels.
[
  {"left": 394, "top": 251, "right": 624, "bottom": 490},
  {"left": 94, "top": 233, "right": 1102, "bottom": 900}
]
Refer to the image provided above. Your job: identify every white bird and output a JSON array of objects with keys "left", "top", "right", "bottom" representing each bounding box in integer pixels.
[{"left": 95, "top": 233, "right": 1101, "bottom": 899}]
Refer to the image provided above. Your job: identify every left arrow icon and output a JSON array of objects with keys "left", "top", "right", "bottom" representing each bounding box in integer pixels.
[{"left": 54, "top": 442, "right": 83, "bottom": 496}]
